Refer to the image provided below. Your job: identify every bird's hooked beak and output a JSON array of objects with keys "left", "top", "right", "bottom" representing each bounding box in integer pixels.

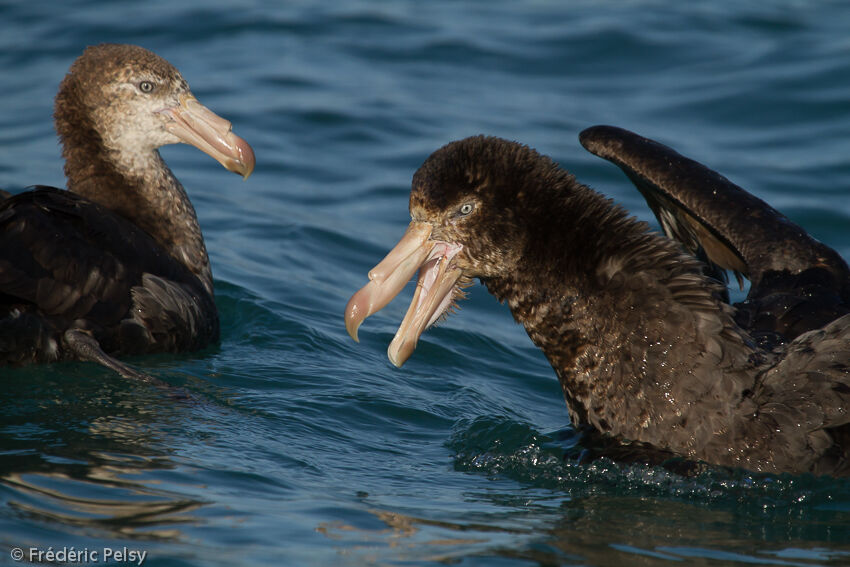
[
  {"left": 163, "top": 93, "right": 255, "bottom": 179},
  {"left": 345, "top": 221, "right": 464, "bottom": 367}
]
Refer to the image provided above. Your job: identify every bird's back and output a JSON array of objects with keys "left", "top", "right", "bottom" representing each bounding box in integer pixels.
[{"left": 0, "top": 187, "right": 217, "bottom": 365}]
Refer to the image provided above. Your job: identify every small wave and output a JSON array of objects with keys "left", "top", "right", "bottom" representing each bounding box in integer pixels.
[{"left": 448, "top": 415, "right": 850, "bottom": 508}]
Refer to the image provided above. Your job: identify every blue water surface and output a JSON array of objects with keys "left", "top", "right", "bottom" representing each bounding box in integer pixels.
[{"left": 2, "top": 1, "right": 850, "bottom": 565}]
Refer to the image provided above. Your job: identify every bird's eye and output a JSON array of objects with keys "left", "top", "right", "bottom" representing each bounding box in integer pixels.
[
  {"left": 138, "top": 81, "right": 155, "bottom": 94},
  {"left": 458, "top": 203, "right": 475, "bottom": 216}
]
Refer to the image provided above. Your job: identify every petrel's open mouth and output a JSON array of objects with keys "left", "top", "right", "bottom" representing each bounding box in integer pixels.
[{"left": 345, "top": 221, "right": 466, "bottom": 367}]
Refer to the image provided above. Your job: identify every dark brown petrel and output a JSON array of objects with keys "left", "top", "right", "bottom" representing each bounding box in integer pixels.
[
  {"left": 346, "top": 127, "right": 850, "bottom": 476},
  {"left": 0, "top": 44, "right": 254, "bottom": 380}
]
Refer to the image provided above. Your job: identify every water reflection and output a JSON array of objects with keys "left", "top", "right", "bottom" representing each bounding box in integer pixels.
[
  {"left": 0, "top": 365, "right": 207, "bottom": 543},
  {"left": 317, "top": 508, "right": 516, "bottom": 564},
  {"left": 316, "top": 417, "right": 850, "bottom": 566},
  {"left": 318, "top": 498, "right": 850, "bottom": 566},
  {"left": 4, "top": 470, "right": 202, "bottom": 541}
]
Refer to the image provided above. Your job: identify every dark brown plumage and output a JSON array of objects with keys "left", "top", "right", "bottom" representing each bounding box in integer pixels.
[
  {"left": 346, "top": 128, "right": 850, "bottom": 476},
  {"left": 579, "top": 125, "right": 850, "bottom": 350},
  {"left": 0, "top": 44, "right": 254, "bottom": 379}
]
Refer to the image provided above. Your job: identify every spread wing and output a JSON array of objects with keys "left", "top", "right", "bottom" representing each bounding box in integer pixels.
[{"left": 580, "top": 125, "right": 850, "bottom": 342}]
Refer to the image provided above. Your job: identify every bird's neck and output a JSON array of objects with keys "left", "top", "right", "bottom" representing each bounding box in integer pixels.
[
  {"left": 482, "top": 183, "right": 755, "bottom": 453},
  {"left": 62, "top": 135, "right": 213, "bottom": 295}
]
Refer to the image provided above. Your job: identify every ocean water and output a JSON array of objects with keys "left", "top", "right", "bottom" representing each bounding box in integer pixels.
[{"left": 2, "top": 1, "right": 850, "bottom": 565}]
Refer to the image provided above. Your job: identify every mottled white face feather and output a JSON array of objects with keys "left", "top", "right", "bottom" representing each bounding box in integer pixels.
[
  {"left": 84, "top": 56, "right": 191, "bottom": 171},
  {"left": 56, "top": 44, "right": 254, "bottom": 183}
]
